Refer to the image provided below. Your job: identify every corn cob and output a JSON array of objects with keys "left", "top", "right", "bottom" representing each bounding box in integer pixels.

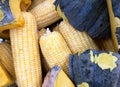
[
  {"left": 106, "top": 0, "right": 120, "bottom": 52},
  {"left": 0, "top": 63, "right": 13, "bottom": 87},
  {"left": 40, "top": 28, "right": 71, "bottom": 75},
  {"left": 0, "top": 42, "right": 15, "bottom": 79},
  {"left": 30, "top": 0, "right": 61, "bottom": 29},
  {"left": 59, "top": 21, "right": 98, "bottom": 54},
  {"left": 96, "top": 38, "right": 115, "bottom": 52},
  {"left": 38, "top": 28, "right": 46, "bottom": 38},
  {"left": 10, "top": 12, "right": 42, "bottom": 87},
  {"left": 20, "top": 0, "right": 31, "bottom": 11},
  {"left": 28, "top": 0, "right": 45, "bottom": 10}
]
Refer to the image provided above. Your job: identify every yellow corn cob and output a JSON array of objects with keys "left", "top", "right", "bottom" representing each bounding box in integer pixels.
[
  {"left": 28, "top": 0, "right": 45, "bottom": 10},
  {"left": 30, "top": 0, "right": 61, "bottom": 29},
  {"left": 40, "top": 28, "right": 72, "bottom": 75},
  {"left": 106, "top": 0, "right": 119, "bottom": 52},
  {"left": 0, "top": 63, "right": 13, "bottom": 87},
  {"left": 59, "top": 21, "right": 98, "bottom": 54},
  {"left": 38, "top": 28, "right": 46, "bottom": 38},
  {"left": 10, "top": 12, "right": 42, "bottom": 87},
  {"left": 20, "top": 0, "right": 31, "bottom": 11},
  {"left": 0, "top": 42, "right": 15, "bottom": 80},
  {"left": 96, "top": 38, "right": 115, "bottom": 52}
]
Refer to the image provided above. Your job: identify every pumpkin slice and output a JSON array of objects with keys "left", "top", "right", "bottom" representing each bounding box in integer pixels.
[
  {"left": 42, "top": 65, "right": 75, "bottom": 87},
  {"left": 54, "top": 0, "right": 110, "bottom": 39},
  {"left": 69, "top": 49, "right": 120, "bottom": 87}
]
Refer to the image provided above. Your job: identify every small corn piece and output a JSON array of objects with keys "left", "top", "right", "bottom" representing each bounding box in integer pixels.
[
  {"left": 40, "top": 28, "right": 72, "bottom": 75},
  {"left": 59, "top": 21, "right": 98, "bottom": 54},
  {"left": 38, "top": 28, "right": 46, "bottom": 38},
  {"left": 20, "top": 0, "right": 31, "bottom": 11},
  {"left": 0, "top": 42, "right": 15, "bottom": 79},
  {"left": 0, "top": 63, "right": 13, "bottom": 87},
  {"left": 96, "top": 38, "right": 115, "bottom": 52},
  {"left": 10, "top": 12, "right": 42, "bottom": 87},
  {"left": 28, "top": 0, "right": 45, "bottom": 10},
  {"left": 30, "top": 0, "right": 61, "bottom": 29}
]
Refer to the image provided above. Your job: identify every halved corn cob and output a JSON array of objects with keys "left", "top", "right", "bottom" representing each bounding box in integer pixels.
[
  {"left": 59, "top": 21, "right": 98, "bottom": 54},
  {"left": 0, "top": 42, "right": 15, "bottom": 79},
  {"left": 106, "top": 0, "right": 120, "bottom": 52},
  {"left": 10, "top": 12, "right": 42, "bottom": 87},
  {"left": 0, "top": 63, "right": 13, "bottom": 87},
  {"left": 20, "top": 0, "right": 31, "bottom": 11},
  {"left": 96, "top": 38, "right": 115, "bottom": 52},
  {"left": 38, "top": 28, "right": 46, "bottom": 38},
  {"left": 30, "top": 0, "right": 61, "bottom": 29},
  {"left": 40, "top": 28, "right": 72, "bottom": 75},
  {"left": 28, "top": 0, "right": 45, "bottom": 10}
]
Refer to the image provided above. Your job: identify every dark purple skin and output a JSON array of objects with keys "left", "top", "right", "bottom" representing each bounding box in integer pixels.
[
  {"left": 69, "top": 49, "right": 120, "bottom": 87},
  {"left": 42, "top": 65, "right": 61, "bottom": 87}
]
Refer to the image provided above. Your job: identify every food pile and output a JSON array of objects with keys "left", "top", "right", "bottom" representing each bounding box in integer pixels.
[{"left": 0, "top": 0, "right": 120, "bottom": 87}]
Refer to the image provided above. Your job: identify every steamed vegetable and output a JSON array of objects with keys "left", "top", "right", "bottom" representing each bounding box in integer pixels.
[
  {"left": 59, "top": 21, "right": 98, "bottom": 54},
  {"left": 69, "top": 49, "right": 120, "bottom": 87},
  {"left": 42, "top": 65, "right": 75, "bottom": 87},
  {"left": 54, "top": 0, "right": 111, "bottom": 39},
  {"left": 40, "top": 28, "right": 71, "bottom": 75},
  {"left": 0, "top": 0, "right": 24, "bottom": 39},
  {"left": 10, "top": 12, "right": 42, "bottom": 87}
]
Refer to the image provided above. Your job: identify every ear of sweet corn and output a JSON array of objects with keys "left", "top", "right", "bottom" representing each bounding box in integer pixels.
[
  {"left": 10, "top": 12, "right": 42, "bottom": 87},
  {"left": 59, "top": 21, "right": 98, "bottom": 54},
  {"left": 96, "top": 38, "right": 115, "bottom": 52},
  {"left": 106, "top": 0, "right": 120, "bottom": 52},
  {"left": 0, "top": 42, "right": 15, "bottom": 80},
  {"left": 0, "top": 0, "right": 24, "bottom": 39},
  {"left": 0, "top": 63, "right": 13, "bottom": 87},
  {"left": 40, "top": 28, "right": 72, "bottom": 75},
  {"left": 30, "top": 0, "right": 61, "bottom": 29},
  {"left": 28, "top": 0, "right": 45, "bottom": 10},
  {"left": 20, "top": 0, "right": 31, "bottom": 11}
]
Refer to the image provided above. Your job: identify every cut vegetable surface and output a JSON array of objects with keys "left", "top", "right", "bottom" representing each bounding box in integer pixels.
[
  {"left": 40, "top": 29, "right": 71, "bottom": 75},
  {"left": 59, "top": 21, "right": 98, "bottom": 54},
  {"left": 0, "top": 0, "right": 24, "bottom": 39},
  {"left": 69, "top": 49, "right": 120, "bottom": 87},
  {"left": 42, "top": 65, "right": 75, "bottom": 87},
  {"left": 10, "top": 12, "right": 42, "bottom": 87},
  {"left": 54, "top": 0, "right": 111, "bottom": 39},
  {"left": 0, "top": 63, "right": 13, "bottom": 87}
]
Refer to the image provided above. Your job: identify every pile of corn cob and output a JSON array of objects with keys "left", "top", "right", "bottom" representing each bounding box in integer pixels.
[{"left": 0, "top": 0, "right": 119, "bottom": 87}]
